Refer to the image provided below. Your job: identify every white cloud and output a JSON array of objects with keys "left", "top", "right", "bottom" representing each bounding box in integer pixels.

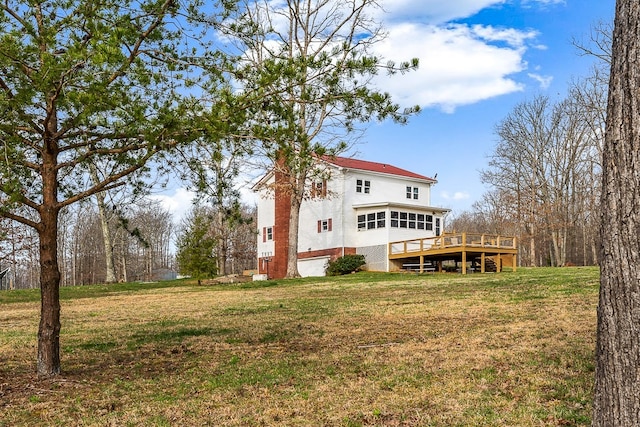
[
  {"left": 373, "top": 22, "right": 537, "bottom": 112},
  {"left": 149, "top": 188, "right": 197, "bottom": 224},
  {"left": 378, "top": 0, "right": 507, "bottom": 25},
  {"left": 528, "top": 73, "right": 553, "bottom": 89},
  {"left": 441, "top": 191, "right": 471, "bottom": 201},
  {"left": 150, "top": 183, "right": 259, "bottom": 225},
  {"left": 522, "top": 0, "right": 565, "bottom": 6}
]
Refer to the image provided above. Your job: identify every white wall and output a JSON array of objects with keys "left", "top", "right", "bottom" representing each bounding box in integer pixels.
[
  {"left": 255, "top": 175, "right": 275, "bottom": 259},
  {"left": 341, "top": 169, "right": 442, "bottom": 249},
  {"left": 297, "top": 172, "right": 345, "bottom": 253},
  {"left": 343, "top": 170, "right": 432, "bottom": 208}
]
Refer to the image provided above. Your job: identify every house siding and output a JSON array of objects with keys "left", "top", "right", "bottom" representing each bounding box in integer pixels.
[{"left": 254, "top": 157, "right": 447, "bottom": 278}]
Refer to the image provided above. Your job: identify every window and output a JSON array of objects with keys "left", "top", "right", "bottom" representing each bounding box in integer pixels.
[
  {"left": 389, "top": 210, "right": 438, "bottom": 233},
  {"left": 317, "top": 218, "right": 332, "bottom": 233},
  {"left": 263, "top": 226, "right": 274, "bottom": 242},
  {"left": 408, "top": 213, "right": 416, "bottom": 229},
  {"left": 406, "top": 186, "right": 419, "bottom": 199},
  {"left": 357, "top": 214, "right": 366, "bottom": 230},
  {"left": 356, "top": 179, "right": 371, "bottom": 194},
  {"left": 357, "top": 211, "right": 386, "bottom": 231},
  {"left": 367, "top": 213, "right": 376, "bottom": 229},
  {"left": 390, "top": 211, "right": 399, "bottom": 228},
  {"left": 312, "top": 179, "right": 327, "bottom": 198},
  {"left": 399, "top": 212, "right": 407, "bottom": 228}
]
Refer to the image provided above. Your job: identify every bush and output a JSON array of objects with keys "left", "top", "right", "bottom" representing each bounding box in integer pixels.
[{"left": 325, "top": 254, "right": 366, "bottom": 276}]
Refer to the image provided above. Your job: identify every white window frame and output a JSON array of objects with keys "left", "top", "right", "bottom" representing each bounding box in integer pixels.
[{"left": 356, "top": 179, "right": 371, "bottom": 194}]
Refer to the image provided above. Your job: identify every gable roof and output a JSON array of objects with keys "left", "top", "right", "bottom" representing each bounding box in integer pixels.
[
  {"left": 252, "top": 155, "right": 437, "bottom": 191},
  {"left": 323, "top": 156, "right": 436, "bottom": 182}
]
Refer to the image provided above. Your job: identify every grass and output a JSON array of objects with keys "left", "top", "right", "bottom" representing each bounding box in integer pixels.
[{"left": 0, "top": 267, "right": 598, "bottom": 426}]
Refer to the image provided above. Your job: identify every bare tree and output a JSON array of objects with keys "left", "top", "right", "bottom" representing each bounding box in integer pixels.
[
  {"left": 223, "top": 0, "right": 419, "bottom": 277},
  {"left": 483, "top": 96, "right": 553, "bottom": 266},
  {"left": 482, "top": 93, "right": 599, "bottom": 267},
  {"left": 593, "top": 1, "right": 640, "bottom": 423},
  {"left": 88, "top": 165, "right": 117, "bottom": 283}
]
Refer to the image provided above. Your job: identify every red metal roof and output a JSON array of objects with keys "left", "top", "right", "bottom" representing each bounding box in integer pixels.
[{"left": 323, "top": 156, "right": 435, "bottom": 182}]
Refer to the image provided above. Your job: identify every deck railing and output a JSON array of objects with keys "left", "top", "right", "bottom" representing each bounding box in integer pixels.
[{"left": 389, "top": 232, "right": 517, "bottom": 256}]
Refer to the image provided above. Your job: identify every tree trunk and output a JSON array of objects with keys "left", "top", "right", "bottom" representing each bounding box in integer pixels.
[
  {"left": 37, "top": 211, "right": 61, "bottom": 377},
  {"left": 37, "top": 140, "right": 62, "bottom": 377},
  {"left": 217, "top": 209, "right": 226, "bottom": 276},
  {"left": 97, "top": 192, "right": 117, "bottom": 283},
  {"left": 593, "top": 0, "right": 640, "bottom": 424},
  {"left": 90, "top": 165, "right": 117, "bottom": 283},
  {"left": 286, "top": 188, "right": 302, "bottom": 278},
  {"left": 529, "top": 228, "right": 536, "bottom": 267}
]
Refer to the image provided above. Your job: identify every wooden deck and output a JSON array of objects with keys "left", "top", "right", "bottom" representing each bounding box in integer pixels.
[{"left": 388, "top": 233, "right": 517, "bottom": 274}]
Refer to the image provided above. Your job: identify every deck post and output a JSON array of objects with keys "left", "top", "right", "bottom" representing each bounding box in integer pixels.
[
  {"left": 481, "top": 252, "right": 486, "bottom": 273},
  {"left": 462, "top": 251, "right": 467, "bottom": 274},
  {"left": 419, "top": 255, "right": 424, "bottom": 273},
  {"left": 497, "top": 254, "right": 502, "bottom": 272}
]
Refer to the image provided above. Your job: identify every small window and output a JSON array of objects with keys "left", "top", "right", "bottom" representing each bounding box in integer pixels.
[
  {"left": 436, "top": 218, "right": 441, "bottom": 236},
  {"left": 266, "top": 227, "right": 273, "bottom": 241},
  {"left": 377, "top": 212, "right": 386, "bottom": 228},
  {"left": 357, "top": 214, "right": 366, "bottom": 229},
  {"left": 312, "top": 179, "right": 327, "bottom": 198},
  {"left": 406, "top": 186, "right": 419, "bottom": 199},
  {"left": 356, "top": 179, "right": 371, "bottom": 193}
]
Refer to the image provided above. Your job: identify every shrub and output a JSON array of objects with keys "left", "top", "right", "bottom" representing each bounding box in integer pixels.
[{"left": 325, "top": 254, "right": 366, "bottom": 276}]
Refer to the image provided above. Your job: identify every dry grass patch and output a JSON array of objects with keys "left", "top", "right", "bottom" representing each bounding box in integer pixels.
[{"left": 0, "top": 268, "right": 597, "bottom": 426}]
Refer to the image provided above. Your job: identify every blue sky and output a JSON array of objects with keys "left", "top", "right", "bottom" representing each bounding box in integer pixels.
[
  {"left": 361, "top": 0, "right": 615, "bottom": 215},
  {"left": 155, "top": 0, "right": 615, "bottom": 221}
]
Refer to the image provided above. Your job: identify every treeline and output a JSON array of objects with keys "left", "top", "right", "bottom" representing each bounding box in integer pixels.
[
  {"left": 449, "top": 47, "right": 608, "bottom": 267},
  {"left": 0, "top": 199, "right": 257, "bottom": 290}
]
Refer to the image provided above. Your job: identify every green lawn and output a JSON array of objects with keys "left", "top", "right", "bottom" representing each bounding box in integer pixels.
[{"left": 0, "top": 267, "right": 598, "bottom": 426}]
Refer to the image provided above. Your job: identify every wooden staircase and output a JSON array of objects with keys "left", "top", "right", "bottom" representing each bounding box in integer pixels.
[{"left": 483, "top": 257, "right": 497, "bottom": 273}]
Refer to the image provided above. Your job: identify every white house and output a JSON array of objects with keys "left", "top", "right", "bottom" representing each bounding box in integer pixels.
[{"left": 254, "top": 156, "right": 450, "bottom": 278}]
